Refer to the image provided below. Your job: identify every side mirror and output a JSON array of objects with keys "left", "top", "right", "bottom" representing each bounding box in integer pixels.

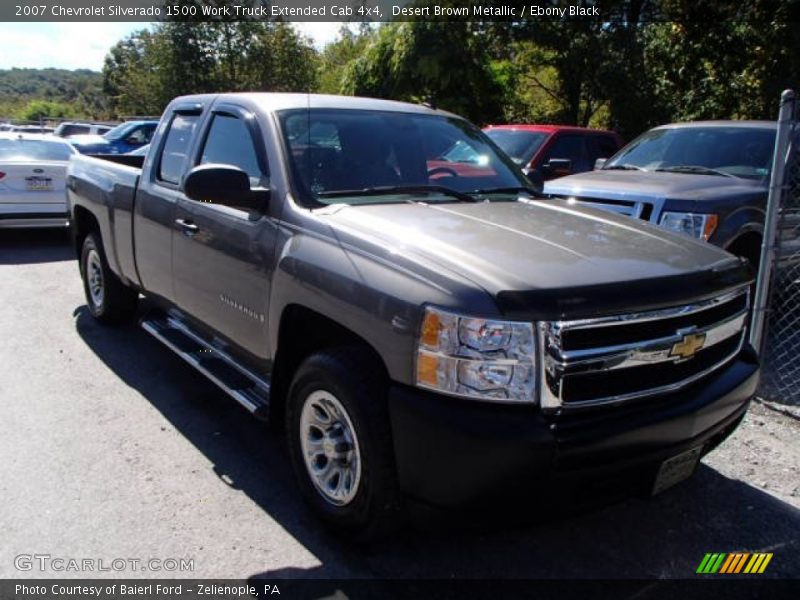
[
  {"left": 183, "top": 164, "right": 268, "bottom": 212},
  {"left": 545, "top": 158, "right": 572, "bottom": 177},
  {"left": 522, "top": 167, "right": 544, "bottom": 192},
  {"left": 126, "top": 137, "right": 143, "bottom": 145},
  {"left": 594, "top": 158, "right": 607, "bottom": 170}
]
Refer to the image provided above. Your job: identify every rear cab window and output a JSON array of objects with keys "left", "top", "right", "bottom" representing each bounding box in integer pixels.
[{"left": 157, "top": 114, "right": 200, "bottom": 185}]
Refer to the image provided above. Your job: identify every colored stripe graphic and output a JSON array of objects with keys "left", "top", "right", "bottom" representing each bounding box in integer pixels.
[
  {"left": 697, "top": 553, "right": 727, "bottom": 573},
  {"left": 698, "top": 552, "right": 773, "bottom": 574},
  {"left": 720, "top": 553, "right": 748, "bottom": 573},
  {"left": 744, "top": 553, "right": 774, "bottom": 574}
]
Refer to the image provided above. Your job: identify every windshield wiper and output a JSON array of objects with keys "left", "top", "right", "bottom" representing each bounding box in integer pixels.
[
  {"left": 656, "top": 165, "right": 736, "bottom": 178},
  {"left": 316, "top": 185, "right": 479, "bottom": 203},
  {"left": 603, "top": 164, "right": 646, "bottom": 171},
  {"left": 468, "top": 186, "right": 540, "bottom": 198}
]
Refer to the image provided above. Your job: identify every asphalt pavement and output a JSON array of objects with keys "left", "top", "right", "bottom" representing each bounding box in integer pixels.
[{"left": 1, "top": 229, "right": 798, "bottom": 580}]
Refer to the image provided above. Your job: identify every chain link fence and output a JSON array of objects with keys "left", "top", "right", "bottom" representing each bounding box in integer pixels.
[{"left": 756, "top": 90, "right": 800, "bottom": 405}]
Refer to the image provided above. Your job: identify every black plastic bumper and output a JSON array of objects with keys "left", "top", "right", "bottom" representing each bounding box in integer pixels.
[{"left": 388, "top": 346, "right": 759, "bottom": 509}]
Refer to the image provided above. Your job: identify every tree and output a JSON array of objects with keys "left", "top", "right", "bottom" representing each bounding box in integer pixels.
[
  {"left": 643, "top": 1, "right": 800, "bottom": 124},
  {"left": 318, "top": 25, "right": 374, "bottom": 95},
  {"left": 343, "top": 20, "right": 504, "bottom": 124},
  {"left": 103, "top": 29, "right": 168, "bottom": 115},
  {"left": 102, "top": 20, "right": 319, "bottom": 117}
]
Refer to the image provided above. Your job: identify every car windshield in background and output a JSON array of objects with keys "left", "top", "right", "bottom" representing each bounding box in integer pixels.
[
  {"left": 605, "top": 126, "right": 776, "bottom": 179},
  {"left": 485, "top": 129, "right": 549, "bottom": 165},
  {"left": 279, "top": 109, "right": 528, "bottom": 206},
  {"left": 103, "top": 122, "right": 137, "bottom": 141},
  {"left": 0, "top": 139, "right": 74, "bottom": 161}
]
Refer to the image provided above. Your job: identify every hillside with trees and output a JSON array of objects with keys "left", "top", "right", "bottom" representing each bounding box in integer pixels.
[{"left": 0, "top": 68, "right": 107, "bottom": 120}]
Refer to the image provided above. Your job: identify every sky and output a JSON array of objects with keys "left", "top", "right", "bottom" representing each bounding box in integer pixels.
[{"left": 0, "top": 22, "right": 344, "bottom": 71}]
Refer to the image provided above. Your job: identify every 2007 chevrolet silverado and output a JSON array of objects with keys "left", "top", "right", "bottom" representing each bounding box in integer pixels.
[{"left": 67, "top": 93, "right": 758, "bottom": 538}]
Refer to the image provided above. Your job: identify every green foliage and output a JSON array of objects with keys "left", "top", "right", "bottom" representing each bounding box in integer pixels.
[
  {"left": 17, "top": 99, "right": 76, "bottom": 120},
  {"left": 642, "top": 1, "right": 800, "bottom": 125},
  {"left": 103, "top": 20, "right": 319, "bottom": 117},
  {"left": 318, "top": 25, "right": 375, "bottom": 95},
  {"left": 0, "top": 68, "right": 106, "bottom": 119},
  {"left": 343, "top": 20, "right": 504, "bottom": 124}
]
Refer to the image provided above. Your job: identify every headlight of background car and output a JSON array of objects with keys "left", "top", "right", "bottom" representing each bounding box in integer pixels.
[
  {"left": 415, "top": 306, "right": 536, "bottom": 403},
  {"left": 659, "top": 211, "right": 718, "bottom": 241}
]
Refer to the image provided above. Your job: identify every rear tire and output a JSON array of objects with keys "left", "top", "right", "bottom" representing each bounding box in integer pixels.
[
  {"left": 286, "top": 347, "right": 402, "bottom": 541},
  {"left": 80, "top": 233, "right": 138, "bottom": 324}
]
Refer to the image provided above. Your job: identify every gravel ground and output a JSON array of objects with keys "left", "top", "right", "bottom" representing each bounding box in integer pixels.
[{"left": 1, "top": 229, "right": 798, "bottom": 580}]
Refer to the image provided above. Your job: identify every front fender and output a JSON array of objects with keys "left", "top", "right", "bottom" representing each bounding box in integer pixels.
[
  {"left": 713, "top": 204, "right": 765, "bottom": 249},
  {"left": 267, "top": 227, "right": 495, "bottom": 385}
]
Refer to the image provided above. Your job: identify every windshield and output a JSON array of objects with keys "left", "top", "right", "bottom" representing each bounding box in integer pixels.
[
  {"left": 0, "top": 139, "right": 74, "bottom": 161},
  {"left": 606, "top": 126, "right": 776, "bottom": 179},
  {"left": 485, "top": 129, "right": 549, "bottom": 165},
  {"left": 103, "top": 122, "right": 139, "bottom": 141},
  {"left": 279, "top": 109, "right": 529, "bottom": 205}
]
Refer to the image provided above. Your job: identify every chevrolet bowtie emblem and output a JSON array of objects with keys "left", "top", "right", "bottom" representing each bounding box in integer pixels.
[{"left": 670, "top": 332, "right": 707, "bottom": 359}]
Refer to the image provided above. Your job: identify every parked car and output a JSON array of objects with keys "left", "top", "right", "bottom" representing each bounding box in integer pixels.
[
  {"left": 9, "top": 125, "right": 55, "bottom": 134},
  {"left": 544, "top": 121, "right": 776, "bottom": 267},
  {"left": 67, "top": 93, "right": 757, "bottom": 538},
  {"left": 54, "top": 122, "right": 113, "bottom": 138},
  {"left": 0, "top": 133, "right": 77, "bottom": 228},
  {"left": 68, "top": 120, "right": 158, "bottom": 155},
  {"left": 483, "top": 124, "right": 623, "bottom": 181}
]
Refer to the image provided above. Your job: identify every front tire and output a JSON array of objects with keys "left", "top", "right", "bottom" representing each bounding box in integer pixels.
[
  {"left": 286, "top": 347, "right": 402, "bottom": 540},
  {"left": 80, "top": 233, "right": 138, "bottom": 324}
]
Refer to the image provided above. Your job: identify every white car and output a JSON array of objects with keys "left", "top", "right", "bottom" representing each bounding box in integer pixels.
[{"left": 0, "top": 133, "right": 77, "bottom": 228}]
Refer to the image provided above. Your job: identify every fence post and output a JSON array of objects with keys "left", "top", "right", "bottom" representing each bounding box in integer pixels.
[{"left": 749, "top": 89, "right": 796, "bottom": 351}]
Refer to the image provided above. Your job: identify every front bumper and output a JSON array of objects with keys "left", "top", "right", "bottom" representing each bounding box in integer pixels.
[{"left": 388, "top": 345, "right": 759, "bottom": 509}]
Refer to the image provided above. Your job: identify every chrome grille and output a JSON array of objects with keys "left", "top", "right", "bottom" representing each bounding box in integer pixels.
[
  {"left": 552, "top": 195, "right": 650, "bottom": 219},
  {"left": 538, "top": 288, "right": 750, "bottom": 410}
]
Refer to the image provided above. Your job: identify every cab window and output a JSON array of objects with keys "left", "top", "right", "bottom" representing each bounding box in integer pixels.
[{"left": 158, "top": 114, "right": 199, "bottom": 184}]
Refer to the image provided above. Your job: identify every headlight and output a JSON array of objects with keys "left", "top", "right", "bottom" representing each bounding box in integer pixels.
[
  {"left": 659, "top": 212, "right": 718, "bottom": 241},
  {"left": 415, "top": 306, "right": 536, "bottom": 403}
]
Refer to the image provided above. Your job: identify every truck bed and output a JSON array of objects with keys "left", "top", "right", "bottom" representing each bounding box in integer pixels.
[{"left": 66, "top": 153, "right": 144, "bottom": 287}]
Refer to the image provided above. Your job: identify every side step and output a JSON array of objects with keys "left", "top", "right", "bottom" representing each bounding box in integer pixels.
[{"left": 141, "top": 313, "right": 270, "bottom": 420}]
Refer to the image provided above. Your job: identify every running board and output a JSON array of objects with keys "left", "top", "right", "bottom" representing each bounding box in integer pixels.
[{"left": 140, "top": 314, "right": 270, "bottom": 420}]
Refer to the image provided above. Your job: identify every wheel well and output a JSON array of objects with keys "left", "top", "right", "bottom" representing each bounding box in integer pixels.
[
  {"left": 270, "top": 305, "right": 388, "bottom": 423},
  {"left": 72, "top": 206, "right": 101, "bottom": 259},
  {"left": 726, "top": 232, "right": 763, "bottom": 271}
]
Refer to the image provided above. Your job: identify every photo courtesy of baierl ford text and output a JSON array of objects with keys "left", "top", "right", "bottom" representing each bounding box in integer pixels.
[{"left": 0, "top": 1, "right": 799, "bottom": 599}]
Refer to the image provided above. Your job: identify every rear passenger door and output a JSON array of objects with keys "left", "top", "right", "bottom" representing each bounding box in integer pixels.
[
  {"left": 172, "top": 104, "right": 278, "bottom": 360},
  {"left": 134, "top": 106, "right": 202, "bottom": 302}
]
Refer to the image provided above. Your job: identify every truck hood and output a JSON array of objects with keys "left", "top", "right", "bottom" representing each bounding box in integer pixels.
[
  {"left": 321, "top": 199, "right": 743, "bottom": 304},
  {"left": 544, "top": 169, "right": 766, "bottom": 202}
]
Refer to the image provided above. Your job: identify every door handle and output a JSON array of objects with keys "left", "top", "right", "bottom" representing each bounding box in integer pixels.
[{"left": 175, "top": 218, "right": 199, "bottom": 235}]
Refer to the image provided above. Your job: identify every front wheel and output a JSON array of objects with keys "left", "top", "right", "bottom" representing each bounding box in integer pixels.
[
  {"left": 80, "top": 233, "right": 138, "bottom": 324},
  {"left": 286, "top": 347, "right": 402, "bottom": 540}
]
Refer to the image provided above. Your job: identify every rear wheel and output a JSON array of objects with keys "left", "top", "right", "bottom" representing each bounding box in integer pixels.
[
  {"left": 286, "top": 347, "right": 402, "bottom": 540},
  {"left": 80, "top": 233, "right": 138, "bottom": 324}
]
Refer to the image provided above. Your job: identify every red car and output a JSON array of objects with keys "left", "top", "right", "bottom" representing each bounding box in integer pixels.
[{"left": 483, "top": 124, "right": 623, "bottom": 181}]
